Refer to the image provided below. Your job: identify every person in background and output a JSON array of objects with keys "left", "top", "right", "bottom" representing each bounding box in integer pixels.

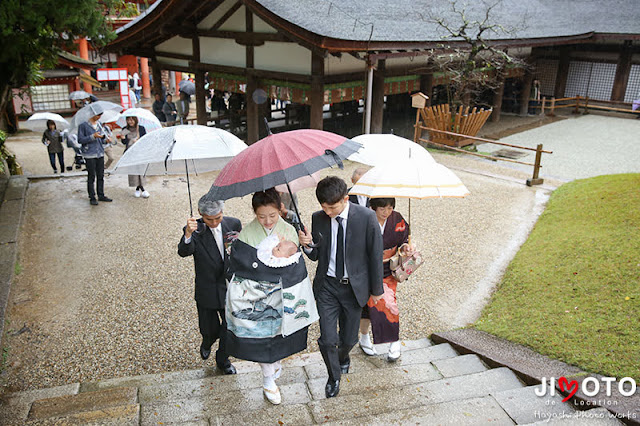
[
  {"left": 120, "top": 116, "right": 149, "bottom": 198},
  {"left": 77, "top": 104, "right": 112, "bottom": 205},
  {"left": 278, "top": 191, "right": 301, "bottom": 228},
  {"left": 176, "top": 91, "right": 190, "bottom": 124},
  {"left": 152, "top": 93, "right": 166, "bottom": 124},
  {"left": 41, "top": 120, "right": 65, "bottom": 174},
  {"left": 163, "top": 94, "right": 178, "bottom": 126},
  {"left": 348, "top": 167, "right": 370, "bottom": 207},
  {"left": 102, "top": 122, "right": 117, "bottom": 170},
  {"left": 133, "top": 72, "right": 142, "bottom": 102},
  {"left": 178, "top": 197, "right": 241, "bottom": 375}
]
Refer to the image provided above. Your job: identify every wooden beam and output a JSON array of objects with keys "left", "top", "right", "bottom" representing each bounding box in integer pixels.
[
  {"left": 492, "top": 77, "right": 505, "bottom": 122},
  {"left": 554, "top": 47, "right": 570, "bottom": 99},
  {"left": 310, "top": 52, "right": 325, "bottom": 130},
  {"left": 155, "top": 51, "right": 195, "bottom": 62},
  {"left": 193, "top": 35, "right": 208, "bottom": 125},
  {"left": 188, "top": 60, "right": 311, "bottom": 84},
  {"left": 371, "top": 59, "right": 385, "bottom": 133},
  {"left": 245, "top": 7, "right": 259, "bottom": 143},
  {"left": 151, "top": 55, "right": 163, "bottom": 97},
  {"left": 197, "top": 29, "right": 290, "bottom": 43},
  {"left": 611, "top": 41, "right": 633, "bottom": 102},
  {"left": 209, "top": 0, "right": 242, "bottom": 31}
]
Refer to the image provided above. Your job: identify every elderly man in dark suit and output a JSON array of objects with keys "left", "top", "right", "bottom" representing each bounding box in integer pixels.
[
  {"left": 348, "top": 167, "right": 370, "bottom": 207},
  {"left": 299, "top": 176, "right": 383, "bottom": 398},
  {"left": 178, "top": 196, "right": 242, "bottom": 375}
]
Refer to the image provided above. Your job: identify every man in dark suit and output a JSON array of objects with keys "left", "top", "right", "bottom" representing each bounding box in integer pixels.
[
  {"left": 299, "top": 176, "right": 383, "bottom": 398},
  {"left": 348, "top": 167, "right": 370, "bottom": 207},
  {"left": 178, "top": 196, "right": 242, "bottom": 375}
]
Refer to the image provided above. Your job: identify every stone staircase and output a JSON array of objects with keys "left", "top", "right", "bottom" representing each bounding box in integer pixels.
[{"left": 0, "top": 338, "right": 624, "bottom": 425}]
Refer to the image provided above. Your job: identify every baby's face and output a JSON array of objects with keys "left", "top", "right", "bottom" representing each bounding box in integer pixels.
[{"left": 272, "top": 241, "right": 297, "bottom": 258}]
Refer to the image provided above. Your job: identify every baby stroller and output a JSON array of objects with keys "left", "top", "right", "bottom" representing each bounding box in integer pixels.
[{"left": 62, "top": 130, "right": 86, "bottom": 170}]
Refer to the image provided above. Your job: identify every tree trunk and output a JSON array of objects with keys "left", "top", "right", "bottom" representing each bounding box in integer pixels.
[{"left": 0, "top": 83, "right": 15, "bottom": 133}]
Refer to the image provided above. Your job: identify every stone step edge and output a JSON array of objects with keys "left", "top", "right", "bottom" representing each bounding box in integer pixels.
[
  {"left": 4, "top": 338, "right": 438, "bottom": 400},
  {"left": 431, "top": 329, "right": 640, "bottom": 426}
]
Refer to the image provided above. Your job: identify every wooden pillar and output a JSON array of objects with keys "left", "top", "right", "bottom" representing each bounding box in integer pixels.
[
  {"left": 554, "top": 48, "right": 570, "bottom": 99},
  {"left": 193, "top": 36, "right": 207, "bottom": 125},
  {"left": 151, "top": 57, "right": 162, "bottom": 97},
  {"left": 420, "top": 74, "right": 433, "bottom": 106},
  {"left": 77, "top": 38, "right": 92, "bottom": 94},
  {"left": 520, "top": 72, "right": 534, "bottom": 116},
  {"left": 245, "top": 9, "right": 259, "bottom": 143},
  {"left": 491, "top": 77, "right": 505, "bottom": 122},
  {"left": 310, "top": 52, "right": 325, "bottom": 130},
  {"left": 140, "top": 57, "right": 151, "bottom": 99},
  {"left": 611, "top": 41, "right": 632, "bottom": 102},
  {"left": 371, "top": 59, "right": 385, "bottom": 134}
]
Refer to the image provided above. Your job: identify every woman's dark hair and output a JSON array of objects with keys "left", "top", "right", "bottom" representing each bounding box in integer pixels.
[
  {"left": 316, "top": 176, "right": 347, "bottom": 205},
  {"left": 126, "top": 116, "right": 139, "bottom": 129},
  {"left": 46, "top": 120, "right": 56, "bottom": 130},
  {"left": 369, "top": 197, "right": 396, "bottom": 210},
  {"left": 252, "top": 188, "right": 281, "bottom": 212}
]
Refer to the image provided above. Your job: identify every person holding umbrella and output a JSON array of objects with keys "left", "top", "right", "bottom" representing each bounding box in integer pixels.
[
  {"left": 41, "top": 120, "right": 65, "bottom": 174},
  {"left": 298, "top": 176, "right": 384, "bottom": 398},
  {"left": 178, "top": 196, "right": 241, "bottom": 375},
  {"left": 119, "top": 116, "right": 149, "bottom": 198},
  {"left": 77, "top": 104, "right": 112, "bottom": 205}
]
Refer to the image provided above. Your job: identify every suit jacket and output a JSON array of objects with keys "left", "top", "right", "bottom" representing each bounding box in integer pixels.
[
  {"left": 347, "top": 187, "right": 369, "bottom": 207},
  {"left": 306, "top": 202, "right": 383, "bottom": 307},
  {"left": 178, "top": 217, "right": 242, "bottom": 309}
]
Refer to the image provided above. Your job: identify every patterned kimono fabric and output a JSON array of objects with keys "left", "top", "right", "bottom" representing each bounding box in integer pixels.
[
  {"left": 225, "top": 217, "right": 304, "bottom": 363},
  {"left": 367, "top": 210, "right": 410, "bottom": 344}
]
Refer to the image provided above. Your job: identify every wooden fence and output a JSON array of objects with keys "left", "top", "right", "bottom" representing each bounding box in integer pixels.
[
  {"left": 416, "top": 126, "right": 553, "bottom": 186},
  {"left": 540, "top": 96, "right": 640, "bottom": 117}
]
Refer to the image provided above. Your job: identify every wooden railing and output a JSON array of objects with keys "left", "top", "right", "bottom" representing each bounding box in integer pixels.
[
  {"left": 417, "top": 126, "right": 552, "bottom": 186},
  {"left": 539, "top": 96, "right": 640, "bottom": 117}
]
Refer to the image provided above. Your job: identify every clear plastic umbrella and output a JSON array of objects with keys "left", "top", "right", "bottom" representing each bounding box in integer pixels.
[
  {"left": 115, "top": 108, "right": 162, "bottom": 131},
  {"left": 348, "top": 134, "right": 436, "bottom": 166},
  {"left": 23, "top": 112, "right": 69, "bottom": 131},
  {"left": 68, "top": 90, "right": 91, "bottom": 100},
  {"left": 113, "top": 125, "right": 248, "bottom": 214},
  {"left": 69, "top": 101, "right": 123, "bottom": 131}
]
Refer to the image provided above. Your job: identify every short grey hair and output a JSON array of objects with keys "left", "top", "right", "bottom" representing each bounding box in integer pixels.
[
  {"left": 198, "top": 196, "right": 224, "bottom": 216},
  {"left": 351, "top": 167, "right": 368, "bottom": 183}
]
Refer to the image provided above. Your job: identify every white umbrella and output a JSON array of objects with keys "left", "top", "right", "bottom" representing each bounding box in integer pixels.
[
  {"left": 99, "top": 109, "right": 120, "bottom": 124},
  {"left": 115, "top": 108, "right": 162, "bottom": 131},
  {"left": 113, "top": 125, "right": 248, "bottom": 214},
  {"left": 68, "top": 90, "right": 91, "bottom": 100},
  {"left": 69, "top": 101, "right": 123, "bottom": 131},
  {"left": 348, "top": 134, "right": 436, "bottom": 166},
  {"left": 23, "top": 112, "right": 69, "bottom": 131},
  {"left": 349, "top": 157, "right": 470, "bottom": 225}
]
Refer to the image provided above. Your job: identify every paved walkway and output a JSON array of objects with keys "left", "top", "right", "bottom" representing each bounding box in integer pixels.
[{"left": 0, "top": 337, "right": 627, "bottom": 425}]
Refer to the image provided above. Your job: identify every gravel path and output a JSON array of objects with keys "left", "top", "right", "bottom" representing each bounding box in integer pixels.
[
  {"left": 4, "top": 115, "right": 611, "bottom": 392},
  {"left": 478, "top": 114, "right": 640, "bottom": 181}
]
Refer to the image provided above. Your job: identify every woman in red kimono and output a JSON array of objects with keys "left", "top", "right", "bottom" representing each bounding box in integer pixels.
[{"left": 358, "top": 197, "right": 414, "bottom": 361}]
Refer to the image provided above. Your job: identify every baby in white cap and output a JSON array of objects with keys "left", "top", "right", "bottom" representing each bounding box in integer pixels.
[{"left": 257, "top": 234, "right": 302, "bottom": 268}]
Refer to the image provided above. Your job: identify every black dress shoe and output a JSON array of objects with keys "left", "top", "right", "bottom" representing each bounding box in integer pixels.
[
  {"left": 217, "top": 363, "right": 237, "bottom": 375},
  {"left": 89, "top": 199, "right": 98, "bottom": 206},
  {"left": 339, "top": 357, "right": 350, "bottom": 374},
  {"left": 98, "top": 196, "right": 112, "bottom": 202},
  {"left": 200, "top": 345, "right": 211, "bottom": 360},
  {"left": 325, "top": 379, "right": 340, "bottom": 398}
]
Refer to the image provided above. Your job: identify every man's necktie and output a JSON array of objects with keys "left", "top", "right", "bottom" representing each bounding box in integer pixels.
[{"left": 336, "top": 216, "right": 344, "bottom": 279}]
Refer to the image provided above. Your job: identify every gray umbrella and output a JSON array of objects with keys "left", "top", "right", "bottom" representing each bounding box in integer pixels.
[
  {"left": 69, "top": 101, "right": 123, "bottom": 131},
  {"left": 178, "top": 80, "right": 196, "bottom": 96}
]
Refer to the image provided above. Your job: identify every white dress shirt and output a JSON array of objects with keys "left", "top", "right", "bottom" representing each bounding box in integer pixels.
[
  {"left": 357, "top": 194, "right": 368, "bottom": 207},
  {"left": 328, "top": 202, "right": 350, "bottom": 278},
  {"left": 184, "top": 224, "right": 224, "bottom": 257}
]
